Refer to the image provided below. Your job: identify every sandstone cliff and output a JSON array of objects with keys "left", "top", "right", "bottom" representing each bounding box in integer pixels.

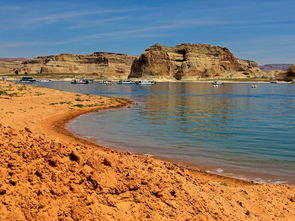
[
  {"left": 275, "top": 64, "right": 295, "bottom": 81},
  {"left": 1, "top": 53, "right": 137, "bottom": 79},
  {"left": 0, "top": 58, "right": 28, "bottom": 74},
  {"left": 129, "top": 43, "right": 266, "bottom": 80}
]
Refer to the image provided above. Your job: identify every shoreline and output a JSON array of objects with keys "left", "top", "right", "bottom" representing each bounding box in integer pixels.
[
  {"left": 62, "top": 108, "right": 252, "bottom": 186},
  {"left": 0, "top": 75, "right": 292, "bottom": 84},
  {"left": 0, "top": 80, "right": 294, "bottom": 220},
  {"left": 66, "top": 109, "right": 292, "bottom": 186}
]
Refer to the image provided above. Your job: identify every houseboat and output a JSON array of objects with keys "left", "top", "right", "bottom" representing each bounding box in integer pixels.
[{"left": 19, "top": 77, "right": 36, "bottom": 82}]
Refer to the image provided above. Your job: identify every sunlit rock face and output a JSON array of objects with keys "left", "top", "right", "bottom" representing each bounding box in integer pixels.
[
  {"left": 0, "top": 58, "right": 28, "bottom": 74},
  {"left": 1, "top": 53, "right": 137, "bottom": 79},
  {"left": 129, "top": 43, "right": 266, "bottom": 80},
  {"left": 276, "top": 64, "right": 295, "bottom": 81}
]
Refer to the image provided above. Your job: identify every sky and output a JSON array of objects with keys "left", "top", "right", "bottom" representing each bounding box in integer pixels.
[{"left": 0, "top": 0, "right": 294, "bottom": 64}]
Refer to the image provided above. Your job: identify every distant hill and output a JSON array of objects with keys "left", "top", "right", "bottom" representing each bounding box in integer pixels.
[
  {"left": 0, "top": 58, "right": 28, "bottom": 62},
  {"left": 260, "top": 64, "right": 292, "bottom": 72}
]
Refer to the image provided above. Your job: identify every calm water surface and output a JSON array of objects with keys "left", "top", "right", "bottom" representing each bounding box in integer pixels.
[{"left": 34, "top": 81, "right": 295, "bottom": 184}]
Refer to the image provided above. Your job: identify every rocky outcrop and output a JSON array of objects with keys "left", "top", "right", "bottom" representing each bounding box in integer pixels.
[
  {"left": 129, "top": 43, "right": 266, "bottom": 80},
  {"left": 1, "top": 53, "right": 137, "bottom": 79},
  {"left": 275, "top": 64, "right": 295, "bottom": 81},
  {"left": 0, "top": 58, "right": 28, "bottom": 74}
]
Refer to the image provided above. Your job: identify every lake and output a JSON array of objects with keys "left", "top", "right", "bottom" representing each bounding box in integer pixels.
[{"left": 32, "top": 81, "right": 295, "bottom": 184}]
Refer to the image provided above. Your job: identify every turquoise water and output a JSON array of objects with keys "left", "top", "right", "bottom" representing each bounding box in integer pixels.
[{"left": 34, "top": 81, "right": 295, "bottom": 184}]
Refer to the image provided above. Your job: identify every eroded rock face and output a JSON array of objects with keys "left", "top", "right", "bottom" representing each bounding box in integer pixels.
[
  {"left": 129, "top": 43, "right": 266, "bottom": 80},
  {"left": 1, "top": 53, "right": 137, "bottom": 79},
  {"left": 0, "top": 58, "right": 28, "bottom": 74},
  {"left": 276, "top": 64, "right": 295, "bottom": 81}
]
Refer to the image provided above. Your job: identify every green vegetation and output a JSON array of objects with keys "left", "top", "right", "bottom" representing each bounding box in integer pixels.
[
  {"left": 0, "top": 90, "right": 18, "bottom": 97},
  {"left": 73, "top": 104, "right": 84, "bottom": 108},
  {"left": 50, "top": 101, "right": 72, "bottom": 105}
]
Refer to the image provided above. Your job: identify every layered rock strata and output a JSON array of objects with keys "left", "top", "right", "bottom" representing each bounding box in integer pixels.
[
  {"left": 275, "top": 64, "right": 295, "bottom": 81},
  {"left": 0, "top": 58, "right": 28, "bottom": 74},
  {"left": 129, "top": 43, "right": 266, "bottom": 80},
  {"left": 1, "top": 53, "right": 137, "bottom": 79}
]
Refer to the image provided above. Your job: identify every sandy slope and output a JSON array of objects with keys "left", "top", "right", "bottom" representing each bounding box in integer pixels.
[{"left": 0, "top": 80, "right": 294, "bottom": 221}]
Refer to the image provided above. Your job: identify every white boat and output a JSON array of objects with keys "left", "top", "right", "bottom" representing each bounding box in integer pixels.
[
  {"left": 39, "top": 79, "right": 51, "bottom": 82},
  {"left": 136, "top": 80, "right": 156, "bottom": 85},
  {"left": 19, "top": 77, "right": 36, "bottom": 82},
  {"left": 102, "top": 80, "right": 113, "bottom": 85},
  {"left": 251, "top": 84, "right": 257, "bottom": 88},
  {"left": 118, "top": 80, "right": 135, "bottom": 84},
  {"left": 212, "top": 81, "right": 223, "bottom": 85}
]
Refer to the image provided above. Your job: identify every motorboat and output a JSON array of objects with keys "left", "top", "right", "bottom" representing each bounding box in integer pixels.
[
  {"left": 212, "top": 81, "right": 223, "bottom": 85},
  {"left": 136, "top": 80, "right": 156, "bottom": 85},
  {"left": 251, "top": 84, "right": 257, "bottom": 88},
  {"left": 19, "top": 77, "right": 36, "bottom": 82}
]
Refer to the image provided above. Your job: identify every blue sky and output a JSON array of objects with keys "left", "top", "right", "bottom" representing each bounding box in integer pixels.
[{"left": 0, "top": 0, "right": 294, "bottom": 64}]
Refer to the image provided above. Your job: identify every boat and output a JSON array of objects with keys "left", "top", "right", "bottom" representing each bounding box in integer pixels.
[
  {"left": 71, "top": 79, "right": 93, "bottom": 84},
  {"left": 102, "top": 80, "right": 113, "bottom": 85},
  {"left": 136, "top": 80, "right": 156, "bottom": 85},
  {"left": 39, "top": 79, "right": 51, "bottom": 82},
  {"left": 251, "top": 84, "right": 257, "bottom": 88},
  {"left": 212, "top": 81, "right": 223, "bottom": 85},
  {"left": 19, "top": 77, "right": 36, "bottom": 82},
  {"left": 118, "top": 80, "right": 135, "bottom": 84}
]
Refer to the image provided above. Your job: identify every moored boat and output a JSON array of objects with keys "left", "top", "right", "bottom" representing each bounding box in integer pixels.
[
  {"left": 118, "top": 80, "right": 135, "bottom": 84},
  {"left": 19, "top": 77, "right": 36, "bottom": 82},
  {"left": 102, "top": 80, "right": 113, "bottom": 85},
  {"left": 39, "top": 79, "right": 51, "bottom": 82},
  {"left": 71, "top": 79, "right": 93, "bottom": 84},
  {"left": 136, "top": 80, "right": 156, "bottom": 85}
]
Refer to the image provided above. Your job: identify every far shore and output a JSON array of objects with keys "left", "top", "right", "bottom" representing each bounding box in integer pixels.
[
  {"left": 0, "top": 74, "right": 291, "bottom": 84},
  {"left": 0, "top": 80, "right": 294, "bottom": 220}
]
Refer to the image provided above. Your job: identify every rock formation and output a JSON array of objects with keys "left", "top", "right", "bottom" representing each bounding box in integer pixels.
[
  {"left": 1, "top": 53, "right": 137, "bottom": 79},
  {"left": 129, "top": 43, "right": 267, "bottom": 80},
  {"left": 275, "top": 64, "right": 295, "bottom": 81},
  {"left": 0, "top": 58, "right": 28, "bottom": 74}
]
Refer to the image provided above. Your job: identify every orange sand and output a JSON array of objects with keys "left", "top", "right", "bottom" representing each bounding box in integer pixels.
[{"left": 0, "top": 81, "right": 294, "bottom": 220}]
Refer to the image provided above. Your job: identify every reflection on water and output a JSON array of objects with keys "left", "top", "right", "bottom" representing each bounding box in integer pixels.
[{"left": 33, "top": 81, "right": 295, "bottom": 184}]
